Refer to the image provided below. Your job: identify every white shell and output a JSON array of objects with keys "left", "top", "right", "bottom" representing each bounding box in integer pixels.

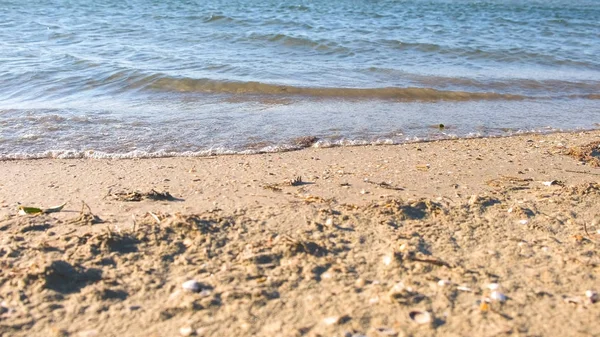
[
  {"left": 323, "top": 316, "right": 340, "bottom": 325},
  {"left": 409, "top": 310, "right": 431, "bottom": 324},
  {"left": 389, "top": 281, "right": 407, "bottom": 294},
  {"left": 585, "top": 290, "right": 598, "bottom": 303},
  {"left": 487, "top": 283, "right": 500, "bottom": 290},
  {"left": 382, "top": 254, "right": 393, "bottom": 266},
  {"left": 490, "top": 291, "right": 506, "bottom": 302},
  {"left": 519, "top": 219, "right": 529, "bottom": 225},
  {"left": 325, "top": 218, "right": 334, "bottom": 227},
  {"left": 437, "top": 280, "right": 451, "bottom": 287},
  {"left": 179, "top": 327, "right": 194, "bottom": 337},
  {"left": 182, "top": 280, "right": 201, "bottom": 293}
]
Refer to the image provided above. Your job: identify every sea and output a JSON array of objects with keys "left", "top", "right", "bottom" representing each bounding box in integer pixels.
[{"left": 1, "top": 0, "right": 599, "bottom": 159}]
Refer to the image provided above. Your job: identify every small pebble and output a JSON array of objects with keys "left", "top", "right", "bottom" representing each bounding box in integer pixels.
[
  {"left": 355, "top": 278, "right": 366, "bottom": 288},
  {"left": 182, "top": 280, "right": 201, "bottom": 293}
]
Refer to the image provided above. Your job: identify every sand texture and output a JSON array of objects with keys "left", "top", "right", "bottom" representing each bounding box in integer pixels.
[{"left": 1, "top": 131, "right": 599, "bottom": 337}]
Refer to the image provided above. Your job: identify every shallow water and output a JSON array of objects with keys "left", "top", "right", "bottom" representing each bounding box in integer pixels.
[{"left": 1, "top": 0, "right": 599, "bottom": 158}]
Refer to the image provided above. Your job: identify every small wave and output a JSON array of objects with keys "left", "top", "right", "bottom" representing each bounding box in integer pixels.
[
  {"left": 5, "top": 128, "right": 591, "bottom": 162},
  {"left": 203, "top": 14, "right": 235, "bottom": 23},
  {"left": 148, "top": 77, "right": 526, "bottom": 102}
]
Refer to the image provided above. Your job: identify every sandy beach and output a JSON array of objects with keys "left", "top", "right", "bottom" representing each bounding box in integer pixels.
[{"left": 1, "top": 130, "right": 599, "bottom": 337}]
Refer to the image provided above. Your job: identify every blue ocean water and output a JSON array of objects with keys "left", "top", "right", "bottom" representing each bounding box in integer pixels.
[{"left": 0, "top": 0, "right": 599, "bottom": 158}]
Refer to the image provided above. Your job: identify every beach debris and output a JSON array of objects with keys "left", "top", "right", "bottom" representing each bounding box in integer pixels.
[
  {"left": 108, "top": 189, "right": 175, "bottom": 202},
  {"left": 480, "top": 300, "right": 490, "bottom": 312},
  {"left": 182, "top": 280, "right": 202, "bottom": 293},
  {"left": 437, "top": 279, "right": 452, "bottom": 287},
  {"left": 542, "top": 180, "right": 564, "bottom": 186},
  {"left": 438, "top": 123, "right": 445, "bottom": 130},
  {"left": 262, "top": 183, "right": 282, "bottom": 192},
  {"left": 457, "top": 285, "right": 472, "bottom": 292},
  {"left": 293, "top": 136, "right": 319, "bottom": 148},
  {"left": 416, "top": 164, "right": 430, "bottom": 171},
  {"left": 487, "top": 176, "right": 533, "bottom": 190},
  {"left": 323, "top": 316, "right": 342, "bottom": 326},
  {"left": 564, "top": 296, "right": 583, "bottom": 305},
  {"left": 519, "top": 219, "right": 529, "bottom": 225},
  {"left": 406, "top": 253, "right": 452, "bottom": 268},
  {"left": 68, "top": 201, "right": 102, "bottom": 225},
  {"left": 179, "top": 326, "right": 195, "bottom": 336},
  {"left": 366, "top": 180, "right": 403, "bottom": 191},
  {"left": 284, "top": 176, "right": 303, "bottom": 186},
  {"left": 18, "top": 202, "right": 66, "bottom": 215},
  {"left": 487, "top": 283, "right": 500, "bottom": 291},
  {"left": 145, "top": 189, "right": 175, "bottom": 201},
  {"left": 490, "top": 291, "right": 507, "bottom": 302},
  {"left": 263, "top": 176, "right": 305, "bottom": 191},
  {"left": 408, "top": 310, "right": 431, "bottom": 325},
  {"left": 355, "top": 278, "right": 366, "bottom": 288},
  {"left": 564, "top": 140, "right": 600, "bottom": 167},
  {"left": 300, "top": 194, "right": 333, "bottom": 204},
  {"left": 585, "top": 290, "right": 598, "bottom": 304},
  {"left": 382, "top": 254, "right": 394, "bottom": 266}
]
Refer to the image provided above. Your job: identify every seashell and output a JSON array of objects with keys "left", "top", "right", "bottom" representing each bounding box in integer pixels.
[
  {"left": 389, "top": 281, "right": 408, "bottom": 294},
  {"left": 487, "top": 283, "right": 500, "bottom": 291},
  {"left": 519, "top": 219, "right": 529, "bottom": 225},
  {"left": 382, "top": 254, "right": 394, "bottom": 266},
  {"left": 437, "top": 280, "right": 451, "bottom": 287},
  {"left": 325, "top": 218, "right": 334, "bottom": 227},
  {"left": 490, "top": 291, "right": 506, "bottom": 302},
  {"left": 369, "top": 296, "right": 380, "bottom": 304},
  {"left": 182, "top": 280, "right": 202, "bottom": 293},
  {"left": 179, "top": 326, "right": 195, "bottom": 336},
  {"left": 585, "top": 290, "right": 598, "bottom": 304},
  {"left": 409, "top": 310, "right": 431, "bottom": 325},
  {"left": 456, "top": 285, "right": 472, "bottom": 292},
  {"left": 323, "top": 316, "right": 340, "bottom": 325}
]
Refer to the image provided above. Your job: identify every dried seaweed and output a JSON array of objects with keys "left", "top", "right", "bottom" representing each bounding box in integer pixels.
[
  {"left": 564, "top": 140, "right": 600, "bottom": 167},
  {"left": 108, "top": 189, "right": 176, "bottom": 202}
]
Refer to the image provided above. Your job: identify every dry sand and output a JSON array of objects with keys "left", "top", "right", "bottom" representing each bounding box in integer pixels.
[{"left": 0, "top": 131, "right": 599, "bottom": 337}]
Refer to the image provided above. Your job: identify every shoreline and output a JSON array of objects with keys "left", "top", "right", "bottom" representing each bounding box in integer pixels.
[
  {"left": 1, "top": 130, "right": 599, "bottom": 336},
  {"left": 2, "top": 127, "right": 599, "bottom": 161}
]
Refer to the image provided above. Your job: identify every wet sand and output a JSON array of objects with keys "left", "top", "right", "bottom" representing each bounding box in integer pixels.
[{"left": 0, "top": 130, "right": 599, "bottom": 337}]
